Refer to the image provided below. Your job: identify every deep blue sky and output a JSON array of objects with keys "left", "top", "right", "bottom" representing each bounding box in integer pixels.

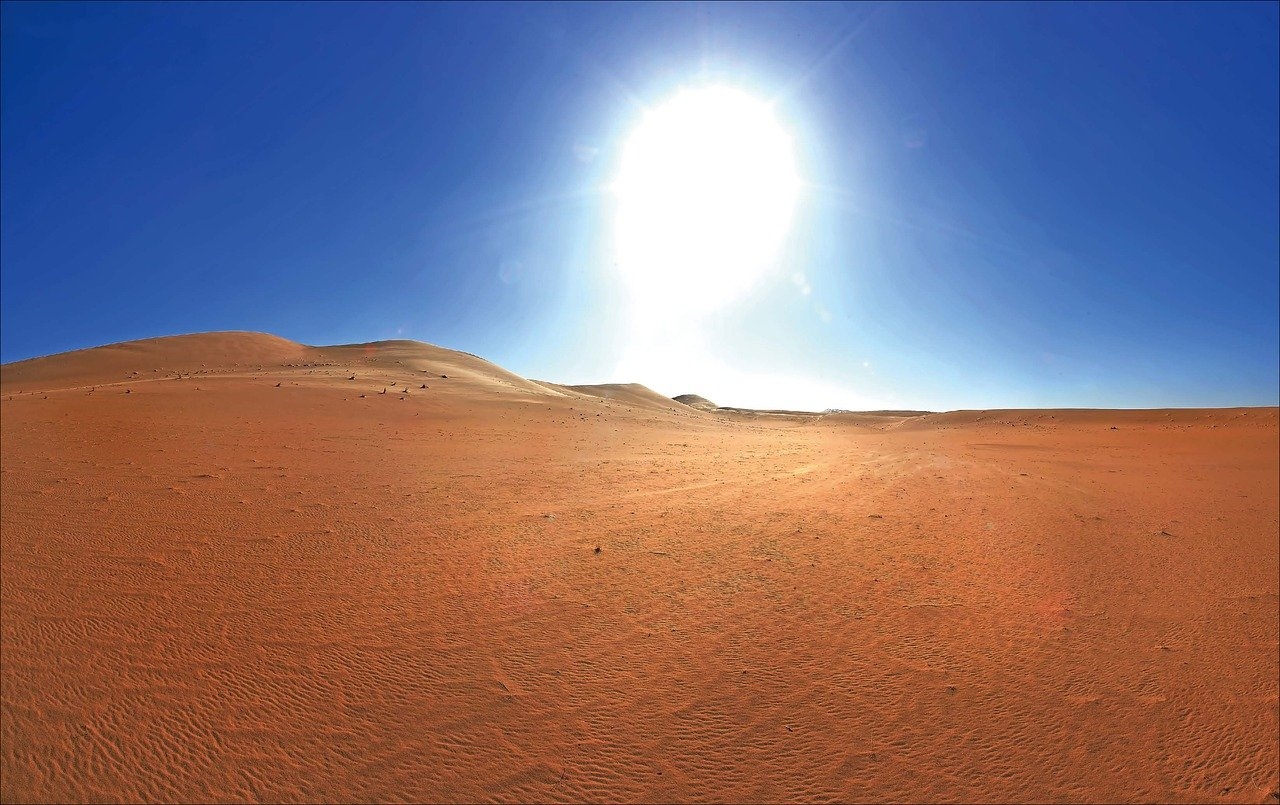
[{"left": 3, "top": 1, "right": 1277, "bottom": 409}]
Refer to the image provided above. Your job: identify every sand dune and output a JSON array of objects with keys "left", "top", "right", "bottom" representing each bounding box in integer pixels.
[
  {"left": 0, "top": 331, "right": 308, "bottom": 392},
  {"left": 2, "top": 332, "right": 1277, "bottom": 803},
  {"left": 674, "top": 393, "right": 718, "bottom": 411},
  {"left": 559, "top": 382, "right": 691, "bottom": 412},
  {"left": 2, "top": 332, "right": 563, "bottom": 401}
]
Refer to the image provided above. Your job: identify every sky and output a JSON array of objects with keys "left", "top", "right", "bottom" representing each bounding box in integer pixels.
[{"left": 2, "top": 1, "right": 1277, "bottom": 410}]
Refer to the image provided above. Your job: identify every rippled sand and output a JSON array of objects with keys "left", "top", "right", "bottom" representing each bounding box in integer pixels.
[{"left": 3, "top": 333, "right": 1276, "bottom": 803}]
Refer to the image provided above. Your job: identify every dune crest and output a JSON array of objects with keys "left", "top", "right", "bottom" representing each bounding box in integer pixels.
[
  {"left": 674, "top": 393, "right": 718, "bottom": 411},
  {"left": 1, "top": 331, "right": 307, "bottom": 392}
]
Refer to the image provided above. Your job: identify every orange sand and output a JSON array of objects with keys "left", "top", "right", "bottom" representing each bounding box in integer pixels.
[{"left": 2, "top": 333, "right": 1276, "bottom": 803}]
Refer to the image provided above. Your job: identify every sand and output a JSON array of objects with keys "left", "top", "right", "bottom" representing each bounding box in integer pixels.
[{"left": 2, "top": 332, "right": 1276, "bottom": 803}]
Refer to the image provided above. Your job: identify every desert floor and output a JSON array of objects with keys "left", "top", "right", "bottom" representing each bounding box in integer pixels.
[{"left": 2, "top": 333, "right": 1277, "bottom": 803}]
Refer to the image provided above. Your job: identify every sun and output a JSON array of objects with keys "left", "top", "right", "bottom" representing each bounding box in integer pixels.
[{"left": 614, "top": 86, "right": 801, "bottom": 310}]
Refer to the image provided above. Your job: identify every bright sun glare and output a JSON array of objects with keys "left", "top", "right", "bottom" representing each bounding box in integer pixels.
[{"left": 615, "top": 86, "right": 801, "bottom": 310}]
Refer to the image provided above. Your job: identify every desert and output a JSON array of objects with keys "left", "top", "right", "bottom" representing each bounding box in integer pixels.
[
  {"left": 2, "top": 332, "right": 1276, "bottom": 803},
  {"left": 3, "top": 7, "right": 1278, "bottom": 801}
]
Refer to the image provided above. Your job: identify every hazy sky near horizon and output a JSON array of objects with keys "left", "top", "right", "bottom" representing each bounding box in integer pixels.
[{"left": 2, "top": 2, "right": 1277, "bottom": 410}]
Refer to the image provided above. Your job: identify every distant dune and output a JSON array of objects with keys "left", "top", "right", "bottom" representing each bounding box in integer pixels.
[
  {"left": 542, "top": 381, "right": 691, "bottom": 412},
  {"left": 2, "top": 331, "right": 1276, "bottom": 804},
  {"left": 2, "top": 332, "right": 563, "bottom": 401},
  {"left": 674, "top": 393, "right": 718, "bottom": 411},
  {"left": 8, "top": 332, "right": 1272, "bottom": 429},
  {"left": 0, "top": 331, "right": 307, "bottom": 391}
]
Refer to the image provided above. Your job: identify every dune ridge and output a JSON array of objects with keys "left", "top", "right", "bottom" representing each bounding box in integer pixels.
[{"left": 674, "top": 393, "right": 718, "bottom": 411}]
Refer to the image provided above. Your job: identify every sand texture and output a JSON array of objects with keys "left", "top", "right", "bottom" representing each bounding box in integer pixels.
[{"left": 2, "top": 332, "right": 1277, "bottom": 803}]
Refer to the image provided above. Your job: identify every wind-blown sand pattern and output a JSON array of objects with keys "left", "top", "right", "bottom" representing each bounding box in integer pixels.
[{"left": 2, "top": 332, "right": 1276, "bottom": 803}]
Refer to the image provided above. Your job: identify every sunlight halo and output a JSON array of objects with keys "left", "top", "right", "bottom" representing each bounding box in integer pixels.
[{"left": 614, "top": 86, "right": 801, "bottom": 310}]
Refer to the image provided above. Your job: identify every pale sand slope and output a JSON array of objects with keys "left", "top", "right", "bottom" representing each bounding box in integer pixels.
[{"left": 1, "top": 332, "right": 1276, "bottom": 803}]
